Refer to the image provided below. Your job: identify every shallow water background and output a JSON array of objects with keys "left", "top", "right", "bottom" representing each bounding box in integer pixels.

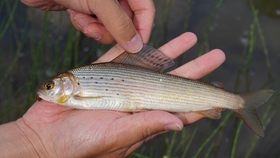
[{"left": 0, "top": 0, "right": 280, "bottom": 157}]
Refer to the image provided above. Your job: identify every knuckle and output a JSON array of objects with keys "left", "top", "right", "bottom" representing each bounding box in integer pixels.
[{"left": 115, "top": 13, "right": 135, "bottom": 39}]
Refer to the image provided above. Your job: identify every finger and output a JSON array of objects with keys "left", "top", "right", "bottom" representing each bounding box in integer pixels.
[
  {"left": 169, "top": 49, "right": 226, "bottom": 80},
  {"left": 82, "top": 2, "right": 133, "bottom": 44},
  {"left": 119, "top": 0, "right": 133, "bottom": 18},
  {"left": 158, "top": 32, "right": 197, "bottom": 59},
  {"left": 67, "top": 9, "right": 98, "bottom": 30},
  {"left": 68, "top": 9, "right": 116, "bottom": 44},
  {"left": 127, "top": 0, "right": 155, "bottom": 43},
  {"left": 113, "top": 111, "right": 183, "bottom": 146},
  {"left": 123, "top": 110, "right": 203, "bottom": 156},
  {"left": 95, "top": 32, "right": 197, "bottom": 63},
  {"left": 21, "top": 0, "right": 66, "bottom": 10},
  {"left": 172, "top": 112, "right": 205, "bottom": 125},
  {"left": 90, "top": 0, "right": 143, "bottom": 53},
  {"left": 93, "top": 44, "right": 124, "bottom": 63},
  {"left": 84, "top": 23, "right": 115, "bottom": 44}
]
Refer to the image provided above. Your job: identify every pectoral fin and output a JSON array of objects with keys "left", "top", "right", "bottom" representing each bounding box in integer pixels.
[
  {"left": 57, "top": 96, "right": 70, "bottom": 104},
  {"left": 73, "top": 95, "right": 102, "bottom": 100}
]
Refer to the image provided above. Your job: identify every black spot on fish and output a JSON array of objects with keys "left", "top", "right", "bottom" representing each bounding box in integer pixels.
[
  {"left": 83, "top": 77, "right": 85, "bottom": 79},
  {"left": 95, "top": 82, "right": 98, "bottom": 84},
  {"left": 77, "top": 82, "right": 80, "bottom": 85},
  {"left": 111, "top": 78, "right": 114, "bottom": 80},
  {"left": 117, "top": 93, "right": 119, "bottom": 95},
  {"left": 91, "top": 77, "right": 93, "bottom": 79},
  {"left": 122, "top": 79, "right": 125, "bottom": 82},
  {"left": 100, "top": 77, "right": 103, "bottom": 79},
  {"left": 106, "top": 89, "right": 108, "bottom": 91}
]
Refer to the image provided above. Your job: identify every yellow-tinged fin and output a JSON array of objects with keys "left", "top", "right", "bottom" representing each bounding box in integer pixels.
[
  {"left": 73, "top": 95, "right": 102, "bottom": 100},
  {"left": 197, "top": 109, "right": 225, "bottom": 119},
  {"left": 235, "top": 89, "right": 274, "bottom": 137},
  {"left": 111, "top": 44, "right": 175, "bottom": 71},
  {"left": 57, "top": 96, "right": 70, "bottom": 104}
]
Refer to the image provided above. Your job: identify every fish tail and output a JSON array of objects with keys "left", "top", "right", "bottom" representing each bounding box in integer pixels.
[{"left": 235, "top": 89, "right": 274, "bottom": 137}]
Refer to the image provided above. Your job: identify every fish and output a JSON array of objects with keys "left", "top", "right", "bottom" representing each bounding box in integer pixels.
[{"left": 37, "top": 44, "right": 274, "bottom": 137}]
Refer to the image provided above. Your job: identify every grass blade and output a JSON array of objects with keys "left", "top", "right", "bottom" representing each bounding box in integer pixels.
[
  {"left": 198, "top": 0, "right": 224, "bottom": 56},
  {"left": 193, "top": 112, "right": 232, "bottom": 158}
]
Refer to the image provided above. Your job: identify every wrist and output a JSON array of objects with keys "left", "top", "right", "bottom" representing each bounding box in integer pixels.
[{"left": 0, "top": 119, "right": 49, "bottom": 158}]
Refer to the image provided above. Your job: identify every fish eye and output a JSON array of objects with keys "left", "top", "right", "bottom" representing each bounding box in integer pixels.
[{"left": 43, "top": 80, "right": 54, "bottom": 90}]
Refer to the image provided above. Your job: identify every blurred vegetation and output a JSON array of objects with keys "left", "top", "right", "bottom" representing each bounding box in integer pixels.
[{"left": 1, "top": 0, "right": 279, "bottom": 157}]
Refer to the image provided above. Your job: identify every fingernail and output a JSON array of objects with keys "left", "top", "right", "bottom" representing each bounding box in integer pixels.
[
  {"left": 126, "top": 34, "right": 143, "bottom": 53},
  {"left": 86, "top": 29, "right": 101, "bottom": 41},
  {"left": 92, "top": 33, "right": 101, "bottom": 41},
  {"left": 164, "top": 123, "right": 182, "bottom": 131},
  {"left": 74, "top": 17, "right": 87, "bottom": 29}
]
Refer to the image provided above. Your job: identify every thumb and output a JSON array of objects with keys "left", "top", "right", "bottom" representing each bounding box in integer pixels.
[
  {"left": 114, "top": 111, "right": 183, "bottom": 155},
  {"left": 90, "top": 0, "right": 143, "bottom": 53}
]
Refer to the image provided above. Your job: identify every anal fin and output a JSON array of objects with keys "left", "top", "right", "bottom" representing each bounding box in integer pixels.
[{"left": 196, "top": 109, "right": 225, "bottom": 119}]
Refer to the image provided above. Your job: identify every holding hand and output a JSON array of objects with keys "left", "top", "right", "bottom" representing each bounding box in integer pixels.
[{"left": 21, "top": 0, "right": 155, "bottom": 53}]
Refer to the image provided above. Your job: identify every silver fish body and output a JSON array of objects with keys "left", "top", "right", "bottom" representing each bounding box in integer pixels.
[
  {"left": 64, "top": 63, "right": 243, "bottom": 112},
  {"left": 37, "top": 45, "right": 274, "bottom": 137}
]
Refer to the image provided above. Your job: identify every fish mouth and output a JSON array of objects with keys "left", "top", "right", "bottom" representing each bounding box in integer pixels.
[
  {"left": 36, "top": 90, "right": 43, "bottom": 101},
  {"left": 36, "top": 95, "right": 42, "bottom": 101}
]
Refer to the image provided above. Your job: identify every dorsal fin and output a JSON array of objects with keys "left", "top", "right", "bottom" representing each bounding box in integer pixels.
[{"left": 111, "top": 44, "right": 175, "bottom": 71}]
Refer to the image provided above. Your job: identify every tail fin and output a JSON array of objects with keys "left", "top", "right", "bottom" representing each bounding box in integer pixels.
[{"left": 235, "top": 89, "right": 274, "bottom": 137}]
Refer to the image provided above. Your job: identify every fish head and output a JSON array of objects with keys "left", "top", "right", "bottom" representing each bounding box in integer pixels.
[{"left": 37, "top": 73, "right": 78, "bottom": 104}]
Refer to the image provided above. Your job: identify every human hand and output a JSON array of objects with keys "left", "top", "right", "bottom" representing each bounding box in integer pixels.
[
  {"left": 21, "top": 0, "right": 155, "bottom": 53},
  {"left": 12, "top": 32, "right": 225, "bottom": 157}
]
